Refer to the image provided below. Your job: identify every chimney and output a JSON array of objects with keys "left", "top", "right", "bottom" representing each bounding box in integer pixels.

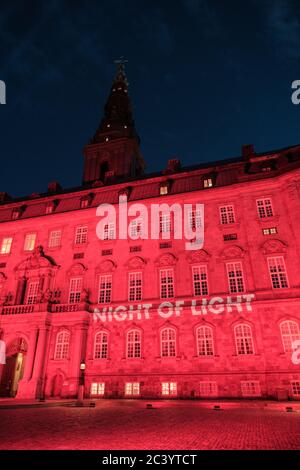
[
  {"left": 242, "top": 144, "right": 255, "bottom": 159},
  {"left": 48, "top": 181, "right": 62, "bottom": 193},
  {"left": 0, "top": 192, "right": 11, "bottom": 203},
  {"left": 167, "top": 159, "right": 181, "bottom": 172}
]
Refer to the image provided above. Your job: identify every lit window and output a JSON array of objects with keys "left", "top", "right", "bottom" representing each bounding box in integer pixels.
[
  {"left": 262, "top": 227, "right": 277, "bottom": 235},
  {"left": 24, "top": 233, "right": 36, "bottom": 251},
  {"left": 48, "top": 230, "right": 61, "bottom": 248},
  {"left": 161, "top": 328, "right": 176, "bottom": 357},
  {"left": 159, "top": 214, "right": 171, "bottom": 234},
  {"left": 256, "top": 198, "right": 274, "bottom": 218},
  {"left": 226, "top": 262, "right": 244, "bottom": 293},
  {"left": 75, "top": 226, "right": 88, "bottom": 245},
  {"left": 291, "top": 381, "right": 300, "bottom": 397},
  {"left": 80, "top": 198, "right": 89, "bottom": 209},
  {"left": 160, "top": 185, "right": 168, "bottom": 195},
  {"left": 69, "top": 277, "right": 82, "bottom": 303},
  {"left": 220, "top": 205, "right": 235, "bottom": 224},
  {"left": 161, "top": 382, "right": 177, "bottom": 396},
  {"left": 197, "top": 326, "right": 214, "bottom": 356},
  {"left": 241, "top": 381, "right": 261, "bottom": 397},
  {"left": 103, "top": 223, "right": 115, "bottom": 240},
  {"left": 160, "top": 268, "right": 174, "bottom": 298},
  {"left": 280, "top": 321, "right": 300, "bottom": 353},
  {"left": 94, "top": 331, "right": 108, "bottom": 359},
  {"left": 192, "top": 265, "right": 208, "bottom": 296},
  {"left": 203, "top": 178, "right": 213, "bottom": 188},
  {"left": 268, "top": 256, "right": 289, "bottom": 289},
  {"left": 128, "top": 272, "right": 142, "bottom": 301},
  {"left": 98, "top": 275, "right": 112, "bottom": 304},
  {"left": 45, "top": 203, "right": 55, "bottom": 215},
  {"left": 129, "top": 218, "right": 143, "bottom": 238},
  {"left": 127, "top": 329, "right": 141, "bottom": 358},
  {"left": 1, "top": 237, "right": 13, "bottom": 254},
  {"left": 54, "top": 330, "right": 70, "bottom": 360},
  {"left": 107, "top": 124, "right": 110, "bottom": 127},
  {"left": 12, "top": 208, "right": 22, "bottom": 220},
  {"left": 125, "top": 382, "right": 140, "bottom": 396},
  {"left": 188, "top": 210, "right": 202, "bottom": 230},
  {"left": 234, "top": 324, "right": 254, "bottom": 355},
  {"left": 199, "top": 381, "right": 218, "bottom": 397},
  {"left": 90, "top": 382, "right": 105, "bottom": 396},
  {"left": 25, "top": 281, "right": 39, "bottom": 305}
]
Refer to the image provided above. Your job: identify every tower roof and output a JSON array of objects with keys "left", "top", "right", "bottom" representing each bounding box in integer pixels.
[{"left": 91, "top": 58, "right": 140, "bottom": 144}]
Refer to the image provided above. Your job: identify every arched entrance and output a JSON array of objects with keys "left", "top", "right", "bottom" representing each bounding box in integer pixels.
[
  {"left": 0, "top": 338, "right": 28, "bottom": 397},
  {"left": 51, "top": 373, "right": 64, "bottom": 398}
]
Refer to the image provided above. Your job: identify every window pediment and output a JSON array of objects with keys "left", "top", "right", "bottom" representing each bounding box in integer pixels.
[
  {"left": 96, "top": 259, "right": 116, "bottom": 273},
  {"left": 187, "top": 249, "right": 210, "bottom": 264},
  {"left": 220, "top": 245, "right": 245, "bottom": 260},
  {"left": 155, "top": 253, "right": 177, "bottom": 267},
  {"left": 262, "top": 239, "right": 287, "bottom": 255}
]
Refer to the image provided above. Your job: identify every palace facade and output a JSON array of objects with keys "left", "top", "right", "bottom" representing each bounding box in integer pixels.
[{"left": 0, "top": 64, "right": 300, "bottom": 400}]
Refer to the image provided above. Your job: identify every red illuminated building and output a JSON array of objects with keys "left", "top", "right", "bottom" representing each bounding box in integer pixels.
[{"left": 0, "top": 63, "right": 300, "bottom": 401}]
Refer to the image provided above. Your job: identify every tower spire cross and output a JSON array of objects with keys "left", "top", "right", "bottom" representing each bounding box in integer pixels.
[{"left": 114, "top": 56, "right": 128, "bottom": 73}]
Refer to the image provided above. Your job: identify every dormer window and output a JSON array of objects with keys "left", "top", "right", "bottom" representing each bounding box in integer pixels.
[
  {"left": 160, "top": 185, "right": 169, "bottom": 196},
  {"left": 12, "top": 207, "right": 22, "bottom": 220},
  {"left": 203, "top": 178, "right": 213, "bottom": 188},
  {"left": 46, "top": 200, "right": 58, "bottom": 214},
  {"left": 80, "top": 194, "right": 93, "bottom": 209}
]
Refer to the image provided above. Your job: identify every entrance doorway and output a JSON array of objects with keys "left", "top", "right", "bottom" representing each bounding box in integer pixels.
[{"left": 0, "top": 338, "right": 27, "bottom": 397}]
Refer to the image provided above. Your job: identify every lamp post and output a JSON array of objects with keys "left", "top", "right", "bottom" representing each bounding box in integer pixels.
[{"left": 76, "top": 360, "right": 86, "bottom": 406}]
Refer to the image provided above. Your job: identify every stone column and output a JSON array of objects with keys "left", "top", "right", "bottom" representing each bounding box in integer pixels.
[
  {"left": 22, "top": 327, "right": 38, "bottom": 381},
  {"left": 31, "top": 325, "right": 50, "bottom": 398}
]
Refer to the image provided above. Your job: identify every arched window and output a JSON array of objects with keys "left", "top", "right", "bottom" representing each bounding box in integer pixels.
[
  {"left": 94, "top": 331, "right": 108, "bottom": 359},
  {"left": 197, "top": 326, "right": 214, "bottom": 356},
  {"left": 54, "top": 330, "right": 70, "bottom": 360},
  {"left": 280, "top": 320, "right": 300, "bottom": 352},
  {"left": 161, "top": 328, "right": 176, "bottom": 357},
  {"left": 127, "top": 330, "right": 141, "bottom": 358},
  {"left": 234, "top": 323, "right": 254, "bottom": 355}
]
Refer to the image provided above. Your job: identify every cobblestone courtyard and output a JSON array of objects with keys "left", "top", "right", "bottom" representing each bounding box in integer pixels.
[{"left": 0, "top": 400, "right": 300, "bottom": 450}]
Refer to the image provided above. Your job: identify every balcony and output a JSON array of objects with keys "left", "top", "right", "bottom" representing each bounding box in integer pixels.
[{"left": 0, "top": 302, "right": 90, "bottom": 315}]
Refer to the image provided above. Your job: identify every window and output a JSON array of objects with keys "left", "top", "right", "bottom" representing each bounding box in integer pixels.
[
  {"left": 241, "top": 381, "right": 261, "bottom": 397},
  {"left": 162, "top": 382, "right": 177, "bottom": 396},
  {"left": 161, "top": 328, "right": 176, "bottom": 357},
  {"left": 160, "top": 269, "right": 174, "bottom": 298},
  {"left": 256, "top": 198, "right": 274, "bottom": 218},
  {"left": 192, "top": 265, "right": 208, "bottom": 296},
  {"left": 25, "top": 281, "right": 39, "bottom": 305},
  {"left": 12, "top": 208, "right": 21, "bottom": 220},
  {"left": 127, "top": 330, "right": 141, "bottom": 358},
  {"left": 1, "top": 237, "right": 12, "bottom": 254},
  {"left": 24, "top": 233, "right": 36, "bottom": 251},
  {"left": 90, "top": 382, "right": 105, "bottom": 396},
  {"left": 46, "top": 203, "right": 54, "bottom": 214},
  {"left": 226, "top": 262, "right": 244, "bottom": 293},
  {"left": 196, "top": 326, "right": 214, "bottom": 356},
  {"left": 103, "top": 223, "right": 115, "bottom": 240},
  {"left": 94, "top": 331, "right": 108, "bottom": 359},
  {"left": 160, "top": 185, "right": 168, "bottom": 195},
  {"left": 268, "top": 256, "right": 289, "bottom": 289},
  {"left": 188, "top": 210, "right": 202, "bottom": 230},
  {"left": 199, "top": 381, "right": 218, "bottom": 397},
  {"left": 159, "top": 214, "right": 171, "bottom": 233},
  {"left": 75, "top": 226, "right": 88, "bottom": 245},
  {"left": 234, "top": 324, "right": 254, "bottom": 355},
  {"left": 80, "top": 197, "right": 90, "bottom": 209},
  {"left": 69, "top": 277, "right": 82, "bottom": 303},
  {"left": 98, "top": 275, "right": 112, "bottom": 303},
  {"left": 280, "top": 321, "right": 300, "bottom": 352},
  {"left": 128, "top": 272, "right": 142, "bottom": 301},
  {"left": 262, "top": 227, "right": 277, "bottom": 235},
  {"left": 203, "top": 178, "right": 213, "bottom": 188},
  {"left": 48, "top": 230, "right": 62, "bottom": 248},
  {"left": 290, "top": 381, "right": 300, "bottom": 397},
  {"left": 130, "top": 218, "right": 143, "bottom": 238},
  {"left": 223, "top": 233, "right": 237, "bottom": 241},
  {"left": 125, "top": 382, "right": 140, "bottom": 396},
  {"left": 220, "top": 205, "right": 235, "bottom": 224},
  {"left": 54, "top": 330, "right": 70, "bottom": 360}
]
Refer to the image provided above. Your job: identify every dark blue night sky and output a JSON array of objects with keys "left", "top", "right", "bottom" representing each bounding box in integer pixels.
[{"left": 0, "top": 0, "right": 299, "bottom": 197}]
